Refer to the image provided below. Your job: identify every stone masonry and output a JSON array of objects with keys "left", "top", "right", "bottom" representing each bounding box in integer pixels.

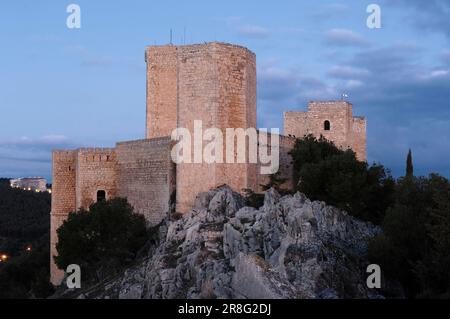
[
  {"left": 146, "top": 43, "right": 257, "bottom": 212},
  {"left": 284, "top": 101, "right": 366, "bottom": 160},
  {"left": 50, "top": 42, "right": 366, "bottom": 285}
]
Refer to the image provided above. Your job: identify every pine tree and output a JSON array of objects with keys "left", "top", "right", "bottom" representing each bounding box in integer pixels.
[{"left": 406, "top": 149, "right": 414, "bottom": 177}]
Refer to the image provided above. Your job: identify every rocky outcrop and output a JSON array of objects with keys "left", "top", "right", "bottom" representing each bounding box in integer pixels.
[{"left": 70, "top": 186, "right": 382, "bottom": 299}]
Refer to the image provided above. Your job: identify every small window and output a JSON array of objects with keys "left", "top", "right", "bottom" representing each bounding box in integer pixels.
[
  {"left": 97, "top": 190, "right": 106, "bottom": 202},
  {"left": 324, "top": 120, "right": 331, "bottom": 131}
]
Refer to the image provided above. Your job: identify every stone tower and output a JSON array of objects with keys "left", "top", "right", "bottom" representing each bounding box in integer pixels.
[
  {"left": 284, "top": 101, "right": 366, "bottom": 161},
  {"left": 145, "top": 42, "right": 258, "bottom": 212}
]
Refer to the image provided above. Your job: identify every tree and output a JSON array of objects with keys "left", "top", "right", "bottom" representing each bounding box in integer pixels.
[
  {"left": 290, "top": 135, "right": 395, "bottom": 224},
  {"left": 0, "top": 180, "right": 52, "bottom": 298},
  {"left": 406, "top": 149, "right": 414, "bottom": 177},
  {"left": 289, "top": 134, "right": 343, "bottom": 181},
  {"left": 369, "top": 174, "right": 450, "bottom": 298},
  {"left": 54, "top": 198, "right": 148, "bottom": 282}
]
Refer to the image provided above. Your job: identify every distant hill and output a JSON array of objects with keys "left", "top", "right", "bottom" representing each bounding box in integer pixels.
[
  {"left": 0, "top": 177, "right": 52, "bottom": 298},
  {"left": 0, "top": 178, "right": 50, "bottom": 255}
]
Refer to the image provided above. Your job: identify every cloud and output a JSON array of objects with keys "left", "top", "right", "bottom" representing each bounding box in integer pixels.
[
  {"left": 311, "top": 3, "right": 349, "bottom": 18},
  {"left": 385, "top": 0, "right": 450, "bottom": 39},
  {"left": 327, "top": 65, "right": 371, "bottom": 79},
  {"left": 0, "top": 135, "right": 73, "bottom": 151},
  {"left": 0, "top": 135, "right": 78, "bottom": 179},
  {"left": 237, "top": 25, "right": 270, "bottom": 39},
  {"left": 324, "top": 28, "right": 369, "bottom": 47},
  {"left": 256, "top": 62, "right": 339, "bottom": 129},
  {"left": 441, "top": 50, "right": 450, "bottom": 64}
]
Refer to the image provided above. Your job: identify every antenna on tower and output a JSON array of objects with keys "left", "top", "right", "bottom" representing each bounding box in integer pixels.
[{"left": 170, "top": 29, "right": 173, "bottom": 45}]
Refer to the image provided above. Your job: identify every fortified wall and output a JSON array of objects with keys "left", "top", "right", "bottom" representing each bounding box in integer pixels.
[
  {"left": 50, "top": 42, "right": 366, "bottom": 285},
  {"left": 50, "top": 139, "right": 175, "bottom": 284}
]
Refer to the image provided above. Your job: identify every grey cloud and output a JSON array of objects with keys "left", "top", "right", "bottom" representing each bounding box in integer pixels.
[
  {"left": 0, "top": 135, "right": 79, "bottom": 179},
  {"left": 0, "top": 135, "right": 74, "bottom": 152},
  {"left": 441, "top": 50, "right": 450, "bottom": 64},
  {"left": 258, "top": 65, "right": 337, "bottom": 103},
  {"left": 328, "top": 65, "right": 371, "bottom": 79},
  {"left": 385, "top": 0, "right": 450, "bottom": 39},
  {"left": 324, "top": 29, "right": 369, "bottom": 47},
  {"left": 257, "top": 63, "right": 338, "bottom": 129}
]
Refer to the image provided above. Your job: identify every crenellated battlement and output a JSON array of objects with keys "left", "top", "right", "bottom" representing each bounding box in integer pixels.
[{"left": 285, "top": 100, "right": 366, "bottom": 160}]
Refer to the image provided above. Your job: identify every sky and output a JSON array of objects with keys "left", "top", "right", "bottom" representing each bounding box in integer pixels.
[{"left": 0, "top": 0, "right": 449, "bottom": 181}]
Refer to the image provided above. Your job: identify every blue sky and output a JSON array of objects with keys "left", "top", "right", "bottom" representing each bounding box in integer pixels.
[{"left": 0, "top": 0, "right": 449, "bottom": 181}]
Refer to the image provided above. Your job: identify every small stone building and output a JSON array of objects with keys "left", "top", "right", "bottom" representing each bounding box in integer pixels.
[{"left": 284, "top": 101, "right": 366, "bottom": 161}]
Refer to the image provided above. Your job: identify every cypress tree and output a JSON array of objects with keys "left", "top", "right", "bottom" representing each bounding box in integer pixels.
[{"left": 406, "top": 149, "right": 414, "bottom": 177}]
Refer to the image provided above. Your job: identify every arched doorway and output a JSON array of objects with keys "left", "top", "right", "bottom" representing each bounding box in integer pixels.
[{"left": 97, "top": 190, "right": 106, "bottom": 202}]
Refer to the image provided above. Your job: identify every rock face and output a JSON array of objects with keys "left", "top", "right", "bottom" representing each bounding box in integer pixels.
[{"left": 73, "top": 186, "right": 382, "bottom": 299}]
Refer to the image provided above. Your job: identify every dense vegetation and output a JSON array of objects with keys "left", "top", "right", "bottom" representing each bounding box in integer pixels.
[
  {"left": 55, "top": 198, "right": 149, "bottom": 282},
  {"left": 288, "top": 135, "right": 450, "bottom": 298},
  {"left": 0, "top": 178, "right": 53, "bottom": 298},
  {"left": 290, "top": 135, "right": 395, "bottom": 224},
  {"left": 369, "top": 174, "right": 450, "bottom": 298}
]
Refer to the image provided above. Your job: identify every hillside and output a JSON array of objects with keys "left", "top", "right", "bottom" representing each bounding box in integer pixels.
[
  {"left": 56, "top": 186, "right": 388, "bottom": 299},
  {"left": 0, "top": 178, "right": 52, "bottom": 298},
  {"left": 0, "top": 178, "right": 50, "bottom": 255}
]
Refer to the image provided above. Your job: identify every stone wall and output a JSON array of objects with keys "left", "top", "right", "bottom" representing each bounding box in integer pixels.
[
  {"left": 284, "top": 101, "right": 366, "bottom": 161},
  {"left": 75, "top": 148, "right": 118, "bottom": 210},
  {"left": 256, "top": 133, "right": 296, "bottom": 192},
  {"left": 352, "top": 117, "right": 367, "bottom": 162},
  {"left": 50, "top": 140, "right": 175, "bottom": 284},
  {"left": 116, "top": 137, "right": 175, "bottom": 225},
  {"left": 145, "top": 46, "right": 178, "bottom": 139},
  {"left": 50, "top": 150, "right": 77, "bottom": 285}
]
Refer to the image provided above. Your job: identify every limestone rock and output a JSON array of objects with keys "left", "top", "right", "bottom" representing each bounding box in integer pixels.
[{"left": 64, "top": 186, "right": 383, "bottom": 299}]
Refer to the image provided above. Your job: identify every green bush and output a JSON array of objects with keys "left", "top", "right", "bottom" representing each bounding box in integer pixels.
[{"left": 54, "top": 198, "right": 148, "bottom": 282}]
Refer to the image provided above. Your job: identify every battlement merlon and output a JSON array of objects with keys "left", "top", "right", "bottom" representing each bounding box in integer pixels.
[{"left": 308, "top": 100, "right": 352, "bottom": 109}]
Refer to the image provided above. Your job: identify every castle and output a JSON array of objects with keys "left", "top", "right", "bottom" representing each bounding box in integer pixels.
[{"left": 50, "top": 42, "right": 366, "bottom": 285}]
